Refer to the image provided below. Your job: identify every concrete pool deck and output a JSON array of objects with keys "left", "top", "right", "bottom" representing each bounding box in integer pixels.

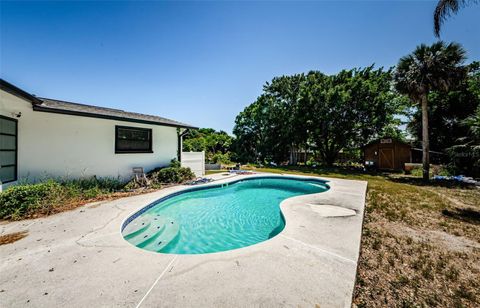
[{"left": 0, "top": 173, "right": 367, "bottom": 307}]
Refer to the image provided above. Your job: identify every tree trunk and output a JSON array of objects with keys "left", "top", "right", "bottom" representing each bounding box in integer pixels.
[
  {"left": 290, "top": 143, "right": 298, "bottom": 165},
  {"left": 421, "top": 94, "right": 430, "bottom": 181},
  {"left": 325, "top": 154, "right": 336, "bottom": 167}
]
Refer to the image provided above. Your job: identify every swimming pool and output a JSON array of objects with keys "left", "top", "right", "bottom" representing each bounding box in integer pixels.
[{"left": 121, "top": 176, "right": 329, "bottom": 254}]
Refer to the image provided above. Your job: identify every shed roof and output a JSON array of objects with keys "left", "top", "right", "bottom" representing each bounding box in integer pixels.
[{"left": 362, "top": 137, "right": 411, "bottom": 149}]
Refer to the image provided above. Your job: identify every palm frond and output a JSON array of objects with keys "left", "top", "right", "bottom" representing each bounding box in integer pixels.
[{"left": 434, "top": 0, "right": 477, "bottom": 37}]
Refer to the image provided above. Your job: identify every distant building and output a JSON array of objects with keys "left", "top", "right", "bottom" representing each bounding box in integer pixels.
[{"left": 363, "top": 138, "right": 411, "bottom": 171}]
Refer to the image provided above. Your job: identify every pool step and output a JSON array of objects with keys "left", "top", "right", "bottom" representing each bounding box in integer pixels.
[
  {"left": 123, "top": 216, "right": 153, "bottom": 241},
  {"left": 141, "top": 221, "right": 179, "bottom": 252},
  {"left": 122, "top": 214, "right": 180, "bottom": 252}
]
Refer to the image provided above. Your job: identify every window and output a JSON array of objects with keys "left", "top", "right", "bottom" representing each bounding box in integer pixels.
[
  {"left": 115, "top": 126, "right": 153, "bottom": 153},
  {"left": 0, "top": 116, "right": 17, "bottom": 183}
]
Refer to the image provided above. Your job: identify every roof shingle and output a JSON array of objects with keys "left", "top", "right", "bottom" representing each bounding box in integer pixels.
[{"left": 35, "top": 98, "right": 197, "bottom": 129}]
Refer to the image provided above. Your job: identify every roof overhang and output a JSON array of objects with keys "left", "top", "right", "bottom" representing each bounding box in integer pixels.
[
  {"left": 32, "top": 104, "right": 198, "bottom": 129},
  {"left": 0, "top": 78, "right": 198, "bottom": 129},
  {"left": 0, "top": 79, "right": 42, "bottom": 105}
]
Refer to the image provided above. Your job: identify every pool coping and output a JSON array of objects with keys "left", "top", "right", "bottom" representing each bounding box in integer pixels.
[{"left": 0, "top": 172, "right": 367, "bottom": 307}]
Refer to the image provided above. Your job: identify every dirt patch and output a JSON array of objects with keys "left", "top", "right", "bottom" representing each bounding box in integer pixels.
[
  {"left": 353, "top": 182, "right": 480, "bottom": 307},
  {"left": 384, "top": 221, "right": 480, "bottom": 253},
  {"left": 0, "top": 230, "right": 28, "bottom": 245}
]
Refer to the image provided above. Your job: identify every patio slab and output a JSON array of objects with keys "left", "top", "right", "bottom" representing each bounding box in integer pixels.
[{"left": 0, "top": 173, "right": 367, "bottom": 307}]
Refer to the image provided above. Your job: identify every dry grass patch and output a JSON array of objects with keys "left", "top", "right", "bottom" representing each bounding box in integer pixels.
[
  {"left": 355, "top": 223, "right": 479, "bottom": 307},
  {"left": 246, "top": 166, "right": 480, "bottom": 307},
  {"left": 0, "top": 230, "right": 28, "bottom": 245},
  {"left": 357, "top": 178, "right": 480, "bottom": 307}
]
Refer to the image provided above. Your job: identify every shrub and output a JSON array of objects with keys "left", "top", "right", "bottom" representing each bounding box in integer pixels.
[
  {"left": 209, "top": 152, "right": 232, "bottom": 164},
  {"left": 82, "top": 187, "right": 102, "bottom": 199},
  {"left": 124, "top": 160, "right": 195, "bottom": 188},
  {"left": 177, "top": 167, "right": 196, "bottom": 182},
  {"left": 169, "top": 158, "right": 181, "bottom": 168},
  {"left": 149, "top": 159, "right": 196, "bottom": 184},
  {"left": 0, "top": 180, "right": 62, "bottom": 219},
  {"left": 62, "top": 177, "right": 123, "bottom": 193},
  {"left": 0, "top": 176, "right": 127, "bottom": 220},
  {"left": 410, "top": 165, "right": 450, "bottom": 177},
  {"left": 447, "top": 144, "right": 480, "bottom": 177},
  {"left": 152, "top": 166, "right": 195, "bottom": 184},
  {"left": 154, "top": 167, "right": 182, "bottom": 183}
]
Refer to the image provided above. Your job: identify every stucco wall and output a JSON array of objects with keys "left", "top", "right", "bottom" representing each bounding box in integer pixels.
[{"left": 0, "top": 90, "right": 179, "bottom": 186}]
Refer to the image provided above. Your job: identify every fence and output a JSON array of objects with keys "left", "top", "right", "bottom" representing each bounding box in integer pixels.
[
  {"left": 181, "top": 151, "right": 205, "bottom": 177},
  {"left": 205, "top": 163, "right": 221, "bottom": 170}
]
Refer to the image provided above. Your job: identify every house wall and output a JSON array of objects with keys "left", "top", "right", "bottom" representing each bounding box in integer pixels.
[{"left": 0, "top": 90, "right": 179, "bottom": 188}]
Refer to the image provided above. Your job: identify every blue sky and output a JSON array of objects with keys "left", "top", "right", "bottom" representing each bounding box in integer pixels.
[{"left": 1, "top": 1, "right": 479, "bottom": 133}]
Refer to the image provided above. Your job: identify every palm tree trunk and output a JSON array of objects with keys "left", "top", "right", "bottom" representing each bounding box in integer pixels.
[{"left": 421, "top": 94, "right": 430, "bottom": 181}]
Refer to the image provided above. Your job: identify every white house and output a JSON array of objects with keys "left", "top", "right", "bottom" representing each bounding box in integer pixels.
[{"left": 0, "top": 79, "right": 197, "bottom": 191}]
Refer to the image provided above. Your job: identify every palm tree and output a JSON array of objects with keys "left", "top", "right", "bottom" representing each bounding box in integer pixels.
[
  {"left": 434, "top": 0, "right": 476, "bottom": 37},
  {"left": 395, "top": 42, "right": 467, "bottom": 181}
]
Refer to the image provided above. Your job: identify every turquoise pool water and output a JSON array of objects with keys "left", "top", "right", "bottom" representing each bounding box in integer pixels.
[{"left": 122, "top": 177, "right": 329, "bottom": 254}]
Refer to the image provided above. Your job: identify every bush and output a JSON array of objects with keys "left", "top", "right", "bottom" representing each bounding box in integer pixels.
[
  {"left": 169, "top": 158, "right": 181, "bottom": 168},
  {"left": 152, "top": 166, "right": 195, "bottom": 184},
  {"left": 0, "top": 180, "right": 62, "bottom": 219},
  {"left": 148, "top": 159, "right": 196, "bottom": 184},
  {"left": 0, "top": 176, "right": 127, "bottom": 220},
  {"left": 177, "top": 167, "right": 196, "bottom": 182},
  {"left": 447, "top": 144, "right": 480, "bottom": 177},
  {"left": 410, "top": 165, "right": 450, "bottom": 177},
  {"left": 62, "top": 177, "right": 123, "bottom": 193},
  {"left": 209, "top": 152, "right": 232, "bottom": 164}
]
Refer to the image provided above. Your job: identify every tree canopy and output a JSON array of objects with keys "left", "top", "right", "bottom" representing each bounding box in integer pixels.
[
  {"left": 233, "top": 66, "right": 402, "bottom": 165},
  {"left": 183, "top": 128, "right": 233, "bottom": 164}
]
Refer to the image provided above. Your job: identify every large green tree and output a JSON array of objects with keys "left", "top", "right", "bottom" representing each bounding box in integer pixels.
[
  {"left": 262, "top": 74, "right": 308, "bottom": 164},
  {"left": 183, "top": 128, "right": 233, "bottom": 164},
  {"left": 302, "top": 67, "right": 398, "bottom": 165},
  {"left": 232, "top": 94, "right": 292, "bottom": 163},
  {"left": 233, "top": 66, "right": 400, "bottom": 165},
  {"left": 395, "top": 42, "right": 467, "bottom": 180},
  {"left": 232, "top": 74, "right": 310, "bottom": 164}
]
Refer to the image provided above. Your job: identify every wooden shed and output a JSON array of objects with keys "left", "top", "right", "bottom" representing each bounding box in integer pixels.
[{"left": 363, "top": 138, "right": 411, "bottom": 171}]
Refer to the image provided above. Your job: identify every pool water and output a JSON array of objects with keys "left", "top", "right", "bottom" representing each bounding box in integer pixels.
[{"left": 122, "top": 177, "right": 328, "bottom": 254}]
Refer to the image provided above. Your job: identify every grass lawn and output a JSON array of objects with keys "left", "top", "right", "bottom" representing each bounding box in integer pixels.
[{"left": 226, "top": 166, "right": 480, "bottom": 307}]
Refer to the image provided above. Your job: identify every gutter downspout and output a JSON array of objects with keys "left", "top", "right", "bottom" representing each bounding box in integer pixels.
[{"left": 177, "top": 128, "right": 190, "bottom": 162}]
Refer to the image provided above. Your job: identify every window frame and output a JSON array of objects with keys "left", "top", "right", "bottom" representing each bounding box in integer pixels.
[
  {"left": 115, "top": 125, "right": 153, "bottom": 154},
  {"left": 0, "top": 115, "right": 18, "bottom": 183}
]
